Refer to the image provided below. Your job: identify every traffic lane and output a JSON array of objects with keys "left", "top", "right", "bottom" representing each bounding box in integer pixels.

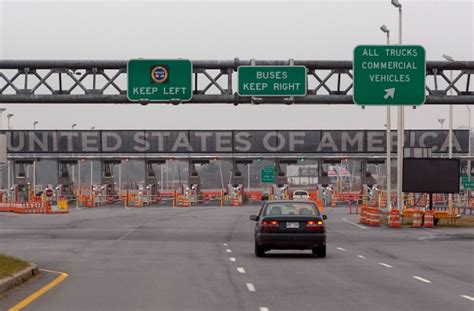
[
  {"left": 353, "top": 238, "right": 474, "bottom": 286},
  {"left": 0, "top": 270, "right": 57, "bottom": 310},
  {"left": 335, "top": 241, "right": 474, "bottom": 305},
  {"left": 226, "top": 208, "right": 472, "bottom": 311},
  {"left": 326, "top": 207, "right": 474, "bottom": 285},
  {"left": 17, "top": 241, "right": 244, "bottom": 311},
  {"left": 0, "top": 206, "right": 260, "bottom": 311},
  {"left": 0, "top": 204, "right": 229, "bottom": 232},
  {"left": 0, "top": 206, "right": 253, "bottom": 242}
]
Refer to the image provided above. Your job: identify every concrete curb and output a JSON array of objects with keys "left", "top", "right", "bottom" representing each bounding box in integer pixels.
[{"left": 0, "top": 264, "right": 39, "bottom": 294}]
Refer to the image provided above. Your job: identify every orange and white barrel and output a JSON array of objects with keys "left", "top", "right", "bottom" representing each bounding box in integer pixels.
[
  {"left": 412, "top": 211, "right": 423, "bottom": 228},
  {"left": 388, "top": 209, "right": 401, "bottom": 228},
  {"left": 424, "top": 210, "right": 434, "bottom": 228}
]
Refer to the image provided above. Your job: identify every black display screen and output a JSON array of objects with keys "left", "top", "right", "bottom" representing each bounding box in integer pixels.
[{"left": 403, "top": 158, "right": 460, "bottom": 193}]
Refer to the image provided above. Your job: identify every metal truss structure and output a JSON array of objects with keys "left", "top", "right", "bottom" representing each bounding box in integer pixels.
[{"left": 0, "top": 60, "right": 473, "bottom": 104}]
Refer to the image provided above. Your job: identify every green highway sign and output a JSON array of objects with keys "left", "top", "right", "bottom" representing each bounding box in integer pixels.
[
  {"left": 127, "top": 59, "right": 192, "bottom": 102},
  {"left": 238, "top": 66, "right": 307, "bottom": 96},
  {"left": 353, "top": 45, "right": 426, "bottom": 106},
  {"left": 261, "top": 166, "right": 276, "bottom": 183},
  {"left": 461, "top": 175, "right": 474, "bottom": 188},
  {"left": 463, "top": 181, "right": 474, "bottom": 188}
]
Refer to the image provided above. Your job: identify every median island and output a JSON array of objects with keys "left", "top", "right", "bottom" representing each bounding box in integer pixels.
[
  {"left": 0, "top": 254, "right": 38, "bottom": 295},
  {"left": 0, "top": 254, "right": 28, "bottom": 279}
]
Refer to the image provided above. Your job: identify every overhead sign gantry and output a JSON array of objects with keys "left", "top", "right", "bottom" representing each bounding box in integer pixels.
[{"left": 0, "top": 59, "right": 472, "bottom": 104}]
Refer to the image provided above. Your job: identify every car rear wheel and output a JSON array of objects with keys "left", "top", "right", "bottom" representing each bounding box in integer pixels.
[
  {"left": 255, "top": 242, "right": 265, "bottom": 257},
  {"left": 312, "top": 245, "right": 326, "bottom": 258}
]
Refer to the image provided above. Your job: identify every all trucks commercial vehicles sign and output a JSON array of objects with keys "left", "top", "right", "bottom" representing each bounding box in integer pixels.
[{"left": 353, "top": 45, "right": 426, "bottom": 106}]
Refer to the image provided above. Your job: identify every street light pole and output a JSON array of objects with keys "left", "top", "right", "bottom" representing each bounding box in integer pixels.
[
  {"left": 90, "top": 159, "right": 94, "bottom": 189},
  {"left": 33, "top": 121, "right": 38, "bottom": 129},
  {"left": 71, "top": 123, "right": 77, "bottom": 183},
  {"left": 467, "top": 106, "right": 472, "bottom": 180},
  {"left": 391, "top": 0, "right": 404, "bottom": 211},
  {"left": 443, "top": 54, "right": 455, "bottom": 216},
  {"left": 0, "top": 108, "right": 5, "bottom": 188},
  {"left": 381, "top": 24, "right": 392, "bottom": 211}
]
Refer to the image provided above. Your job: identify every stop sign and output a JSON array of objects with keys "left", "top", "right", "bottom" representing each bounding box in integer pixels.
[{"left": 45, "top": 188, "right": 53, "bottom": 197}]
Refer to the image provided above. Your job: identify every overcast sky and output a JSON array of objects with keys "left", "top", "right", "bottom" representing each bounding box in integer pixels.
[{"left": 0, "top": 0, "right": 472, "bottom": 130}]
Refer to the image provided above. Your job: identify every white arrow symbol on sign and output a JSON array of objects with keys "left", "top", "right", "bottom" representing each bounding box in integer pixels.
[{"left": 384, "top": 88, "right": 395, "bottom": 99}]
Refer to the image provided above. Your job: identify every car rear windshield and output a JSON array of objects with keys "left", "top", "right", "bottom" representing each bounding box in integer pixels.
[
  {"left": 294, "top": 191, "right": 308, "bottom": 195},
  {"left": 264, "top": 202, "right": 320, "bottom": 216}
]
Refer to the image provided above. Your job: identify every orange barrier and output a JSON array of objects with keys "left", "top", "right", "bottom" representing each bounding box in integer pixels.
[
  {"left": 85, "top": 199, "right": 93, "bottom": 208},
  {"left": 246, "top": 191, "right": 263, "bottom": 201},
  {"left": 314, "top": 199, "right": 324, "bottom": 214},
  {"left": 231, "top": 197, "right": 240, "bottom": 206},
  {"left": 330, "top": 196, "right": 336, "bottom": 208},
  {"left": 402, "top": 208, "right": 417, "bottom": 221},
  {"left": 412, "top": 210, "right": 423, "bottom": 228},
  {"left": 388, "top": 209, "right": 401, "bottom": 228},
  {"left": 174, "top": 194, "right": 190, "bottom": 208},
  {"left": 0, "top": 201, "right": 68, "bottom": 214},
  {"left": 379, "top": 195, "right": 387, "bottom": 209},
  {"left": 336, "top": 192, "right": 360, "bottom": 202},
  {"left": 424, "top": 210, "right": 434, "bottom": 228},
  {"left": 367, "top": 207, "right": 381, "bottom": 227},
  {"left": 359, "top": 205, "right": 368, "bottom": 224},
  {"left": 365, "top": 206, "right": 372, "bottom": 226}
]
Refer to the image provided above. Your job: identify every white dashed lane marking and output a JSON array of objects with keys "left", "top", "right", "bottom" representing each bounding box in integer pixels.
[
  {"left": 226, "top": 249, "right": 232, "bottom": 253},
  {"left": 260, "top": 308, "right": 269, "bottom": 311},
  {"left": 357, "top": 255, "right": 366, "bottom": 259},
  {"left": 246, "top": 283, "right": 256, "bottom": 292},
  {"left": 229, "top": 257, "right": 236, "bottom": 262},
  {"left": 413, "top": 276, "right": 432, "bottom": 283},
  {"left": 237, "top": 267, "right": 246, "bottom": 274},
  {"left": 342, "top": 218, "right": 368, "bottom": 229},
  {"left": 336, "top": 247, "right": 346, "bottom": 251},
  {"left": 379, "top": 263, "right": 393, "bottom": 268},
  {"left": 460, "top": 295, "right": 474, "bottom": 301}
]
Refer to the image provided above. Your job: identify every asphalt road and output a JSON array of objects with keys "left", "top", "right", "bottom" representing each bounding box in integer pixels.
[{"left": 0, "top": 203, "right": 473, "bottom": 311}]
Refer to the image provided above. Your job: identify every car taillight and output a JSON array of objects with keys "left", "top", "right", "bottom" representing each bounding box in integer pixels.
[
  {"left": 261, "top": 220, "right": 279, "bottom": 232},
  {"left": 306, "top": 220, "right": 324, "bottom": 231}
]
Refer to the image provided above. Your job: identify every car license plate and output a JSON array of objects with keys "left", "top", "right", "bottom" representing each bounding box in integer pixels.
[{"left": 286, "top": 222, "right": 299, "bottom": 229}]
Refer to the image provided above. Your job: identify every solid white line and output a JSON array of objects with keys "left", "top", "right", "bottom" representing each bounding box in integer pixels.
[
  {"left": 226, "top": 249, "right": 232, "bottom": 253},
  {"left": 342, "top": 218, "right": 368, "bottom": 229},
  {"left": 246, "top": 283, "right": 256, "bottom": 292},
  {"left": 460, "top": 295, "right": 474, "bottom": 301},
  {"left": 357, "top": 255, "right": 366, "bottom": 259},
  {"left": 260, "top": 308, "right": 269, "bottom": 311},
  {"left": 336, "top": 247, "right": 346, "bottom": 251},
  {"left": 379, "top": 262, "right": 393, "bottom": 268},
  {"left": 413, "top": 276, "right": 432, "bottom": 283},
  {"left": 237, "top": 267, "right": 246, "bottom": 274},
  {"left": 229, "top": 257, "right": 236, "bottom": 262}
]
